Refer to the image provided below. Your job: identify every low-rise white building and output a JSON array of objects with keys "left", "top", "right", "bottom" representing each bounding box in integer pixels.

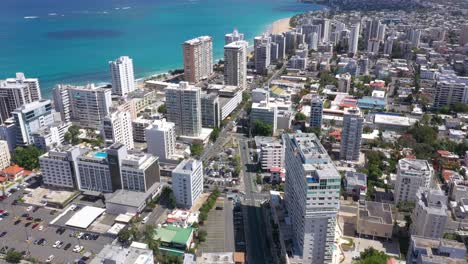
[{"left": 251, "top": 101, "right": 278, "bottom": 135}]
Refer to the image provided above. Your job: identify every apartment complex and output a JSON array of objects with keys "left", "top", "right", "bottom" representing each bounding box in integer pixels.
[
  {"left": 102, "top": 110, "right": 134, "bottom": 149},
  {"left": 120, "top": 153, "right": 160, "bottom": 192},
  {"left": 0, "top": 73, "right": 41, "bottom": 124},
  {"left": 224, "top": 40, "right": 248, "bottom": 89},
  {"left": 254, "top": 35, "right": 271, "bottom": 75},
  {"left": 12, "top": 99, "right": 54, "bottom": 146},
  {"left": 146, "top": 119, "right": 176, "bottom": 161},
  {"left": 183, "top": 36, "right": 213, "bottom": 83},
  {"left": 53, "top": 84, "right": 112, "bottom": 129},
  {"left": 109, "top": 56, "right": 135, "bottom": 96},
  {"left": 283, "top": 133, "right": 340, "bottom": 263},
  {"left": 356, "top": 201, "right": 394, "bottom": 239},
  {"left": 339, "top": 108, "right": 363, "bottom": 161},
  {"left": 410, "top": 188, "right": 448, "bottom": 239},
  {"left": 172, "top": 159, "right": 203, "bottom": 208},
  {"left": 433, "top": 73, "right": 468, "bottom": 108},
  {"left": 40, "top": 146, "right": 83, "bottom": 189},
  {"left": 201, "top": 93, "right": 220, "bottom": 129},
  {"left": 254, "top": 136, "right": 284, "bottom": 171},
  {"left": 348, "top": 23, "right": 360, "bottom": 54},
  {"left": 165, "top": 82, "right": 202, "bottom": 137},
  {"left": 395, "top": 158, "right": 434, "bottom": 204}
]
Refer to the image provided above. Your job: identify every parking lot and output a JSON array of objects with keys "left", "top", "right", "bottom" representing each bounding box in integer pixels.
[
  {"left": 198, "top": 197, "right": 235, "bottom": 253},
  {"left": 0, "top": 189, "right": 111, "bottom": 263}
]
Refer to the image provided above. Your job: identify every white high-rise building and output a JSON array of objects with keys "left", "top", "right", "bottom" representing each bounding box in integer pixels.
[
  {"left": 146, "top": 119, "right": 176, "bottom": 161},
  {"left": 165, "top": 82, "right": 202, "bottom": 137},
  {"left": 183, "top": 36, "right": 213, "bottom": 83},
  {"left": 172, "top": 159, "right": 203, "bottom": 208},
  {"left": 254, "top": 136, "right": 284, "bottom": 171},
  {"left": 12, "top": 99, "right": 54, "bottom": 146},
  {"left": 348, "top": 23, "right": 360, "bottom": 54},
  {"left": 395, "top": 158, "right": 434, "bottom": 204},
  {"left": 109, "top": 56, "right": 136, "bottom": 96},
  {"left": 283, "top": 133, "right": 340, "bottom": 263},
  {"left": 102, "top": 111, "right": 134, "bottom": 149},
  {"left": 0, "top": 140, "right": 10, "bottom": 170},
  {"left": 410, "top": 188, "right": 448, "bottom": 239},
  {"left": 0, "top": 73, "right": 41, "bottom": 124},
  {"left": 225, "top": 29, "right": 244, "bottom": 45},
  {"left": 53, "top": 84, "right": 112, "bottom": 129},
  {"left": 224, "top": 40, "right": 248, "bottom": 90},
  {"left": 433, "top": 73, "right": 468, "bottom": 108},
  {"left": 340, "top": 108, "right": 363, "bottom": 161},
  {"left": 40, "top": 146, "right": 83, "bottom": 189}
]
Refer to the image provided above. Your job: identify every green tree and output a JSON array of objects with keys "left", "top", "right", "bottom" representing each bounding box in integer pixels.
[
  {"left": 118, "top": 227, "right": 132, "bottom": 242},
  {"left": 64, "top": 125, "right": 81, "bottom": 145},
  {"left": 252, "top": 120, "right": 273, "bottom": 136},
  {"left": 210, "top": 127, "right": 220, "bottom": 142},
  {"left": 353, "top": 247, "right": 388, "bottom": 264},
  {"left": 295, "top": 112, "right": 306, "bottom": 121},
  {"left": 256, "top": 174, "right": 263, "bottom": 184},
  {"left": 5, "top": 250, "right": 22, "bottom": 263},
  {"left": 363, "top": 126, "right": 373, "bottom": 134},
  {"left": 157, "top": 104, "right": 167, "bottom": 114},
  {"left": 409, "top": 125, "right": 437, "bottom": 144},
  {"left": 12, "top": 145, "right": 43, "bottom": 170},
  {"left": 190, "top": 143, "right": 204, "bottom": 157},
  {"left": 198, "top": 229, "right": 207, "bottom": 242}
]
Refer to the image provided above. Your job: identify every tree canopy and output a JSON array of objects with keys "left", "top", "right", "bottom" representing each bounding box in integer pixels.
[
  {"left": 63, "top": 125, "right": 81, "bottom": 145},
  {"left": 157, "top": 104, "right": 167, "bottom": 114},
  {"left": 5, "top": 250, "right": 22, "bottom": 263},
  {"left": 295, "top": 112, "right": 307, "bottom": 121},
  {"left": 353, "top": 247, "right": 389, "bottom": 264},
  {"left": 252, "top": 120, "right": 273, "bottom": 136},
  {"left": 12, "top": 145, "right": 43, "bottom": 170},
  {"left": 190, "top": 143, "right": 204, "bottom": 157}
]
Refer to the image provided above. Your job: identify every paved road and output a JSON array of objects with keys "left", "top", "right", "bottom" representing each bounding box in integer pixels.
[{"left": 239, "top": 138, "right": 272, "bottom": 264}]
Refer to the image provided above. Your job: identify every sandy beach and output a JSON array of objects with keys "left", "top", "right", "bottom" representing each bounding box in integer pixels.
[{"left": 269, "top": 17, "right": 291, "bottom": 34}]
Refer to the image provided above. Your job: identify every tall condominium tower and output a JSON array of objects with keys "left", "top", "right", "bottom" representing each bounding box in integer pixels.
[
  {"left": 102, "top": 110, "right": 134, "bottom": 149},
  {"left": 12, "top": 100, "right": 54, "bottom": 146},
  {"left": 224, "top": 40, "right": 248, "bottom": 89},
  {"left": 0, "top": 73, "right": 41, "bottom": 124},
  {"left": 283, "top": 133, "right": 340, "bottom": 263},
  {"left": 225, "top": 29, "right": 244, "bottom": 45},
  {"left": 254, "top": 35, "right": 271, "bottom": 75},
  {"left": 165, "top": 82, "right": 202, "bottom": 137},
  {"left": 348, "top": 23, "right": 360, "bottom": 55},
  {"left": 270, "top": 34, "right": 286, "bottom": 60},
  {"left": 365, "top": 19, "right": 385, "bottom": 50},
  {"left": 410, "top": 188, "right": 448, "bottom": 239},
  {"left": 310, "top": 95, "right": 323, "bottom": 128},
  {"left": 340, "top": 108, "right": 363, "bottom": 161},
  {"left": 109, "top": 56, "right": 135, "bottom": 96},
  {"left": 183, "top": 36, "right": 213, "bottom": 83},
  {"left": 53, "top": 84, "right": 112, "bottom": 129}
]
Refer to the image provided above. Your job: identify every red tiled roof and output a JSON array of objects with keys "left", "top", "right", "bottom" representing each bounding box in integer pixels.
[{"left": 0, "top": 165, "right": 24, "bottom": 176}]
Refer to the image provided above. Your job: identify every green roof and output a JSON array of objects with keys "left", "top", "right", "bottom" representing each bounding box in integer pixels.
[{"left": 153, "top": 225, "right": 193, "bottom": 245}]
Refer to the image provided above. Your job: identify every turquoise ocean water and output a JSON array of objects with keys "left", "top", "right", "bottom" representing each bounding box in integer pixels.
[{"left": 0, "top": 0, "right": 323, "bottom": 97}]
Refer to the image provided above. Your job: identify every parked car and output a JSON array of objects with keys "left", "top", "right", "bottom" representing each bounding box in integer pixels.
[
  {"left": 0, "top": 231, "right": 7, "bottom": 237},
  {"left": 46, "top": 255, "right": 54, "bottom": 263},
  {"left": 31, "top": 223, "right": 39, "bottom": 229},
  {"left": 26, "top": 206, "right": 33, "bottom": 212},
  {"left": 63, "top": 243, "right": 72, "bottom": 251}
]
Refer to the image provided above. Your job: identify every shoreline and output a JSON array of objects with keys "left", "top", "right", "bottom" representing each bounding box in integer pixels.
[{"left": 139, "top": 17, "right": 292, "bottom": 84}]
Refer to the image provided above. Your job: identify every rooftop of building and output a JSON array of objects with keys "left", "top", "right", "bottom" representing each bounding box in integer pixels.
[
  {"left": 374, "top": 114, "right": 416, "bottom": 127},
  {"left": 358, "top": 201, "right": 393, "bottom": 225},
  {"left": 122, "top": 152, "right": 158, "bottom": 170},
  {"left": 398, "top": 158, "right": 432, "bottom": 172},
  {"left": 254, "top": 136, "right": 282, "bottom": 148},
  {"left": 105, "top": 183, "right": 161, "bottom": 207},
  {"left": 90, "top": 243, "right": 153, "bottom": 264},
  {"left": 173, "top": 159, "right": 201, "bottom": 175},
  {"left": 165, "top": 81, "right": 200, "bottom": 92},
  {"left": 184, "top": 36, "right": 212, "bottom": 45},
  {"left": 224, "top": 40, "right": 248, "bottom": 48},
  {"left": 153, "top": 225, "right": 193, "bottom": 245},
  {"left": 416, "top": 188, "right": 447, "bottom": 214},
  {"left": 412, "top": 235, "right": 466, "bottom": 250},
  {"left": 13, "top": 99, "right": 51, "bottom": 112},
  {"left": 345, "top": 171, "right": 367, "bottom": 186}
]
